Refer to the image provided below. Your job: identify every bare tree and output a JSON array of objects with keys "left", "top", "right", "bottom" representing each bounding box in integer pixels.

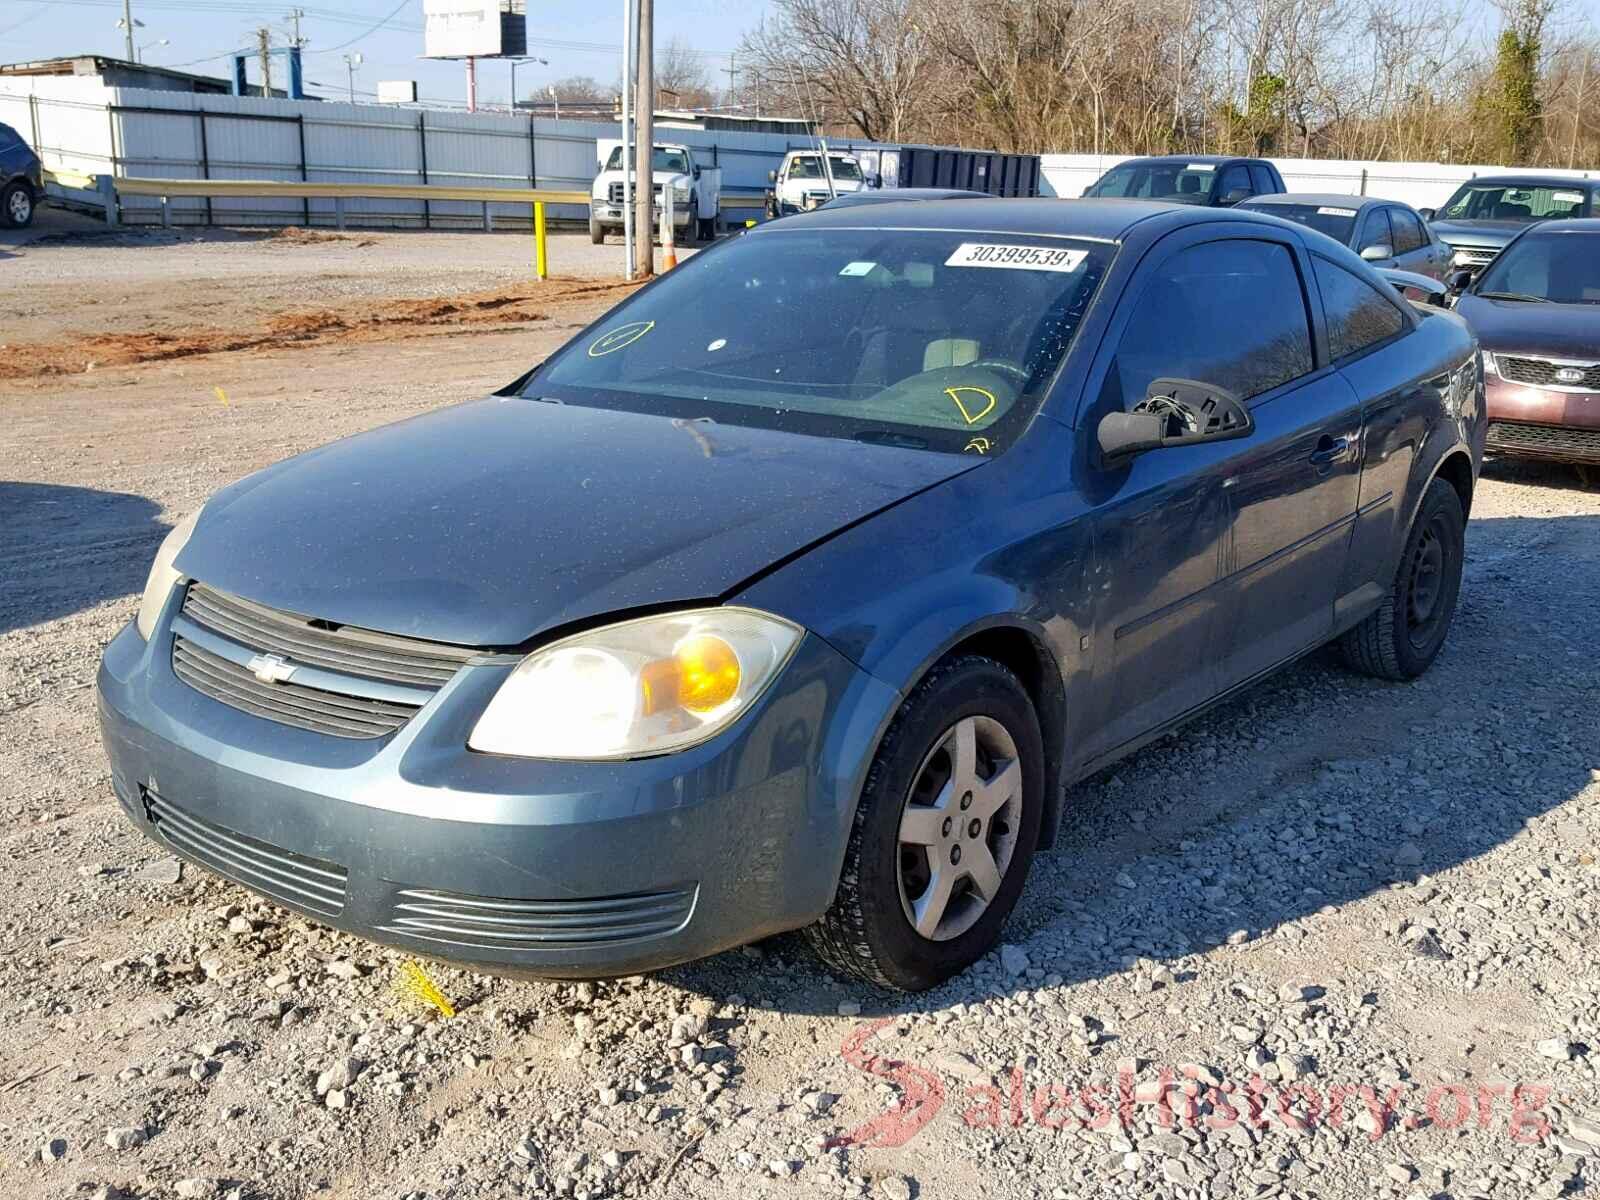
[{"left": 657, "top": 37, "right": 717, "bottom": 109}]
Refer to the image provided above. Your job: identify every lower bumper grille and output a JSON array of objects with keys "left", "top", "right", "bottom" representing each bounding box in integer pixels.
[
  {"left": 172, "top": 636, "right": 418, "bottom": 738},
  {"left": 379, "top": 885, "right": 696, "bottom": 950},
  {"left": 1487, "top": 420, "right": 1600, "bottom": 460},
  {"left": 143, "top": 788, "right": 349, "bottom": 916}
]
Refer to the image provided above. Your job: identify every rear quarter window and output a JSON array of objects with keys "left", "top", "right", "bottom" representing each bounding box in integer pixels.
[{"left": 1313, "top": 255, "right": 1408, "bottom": 361}]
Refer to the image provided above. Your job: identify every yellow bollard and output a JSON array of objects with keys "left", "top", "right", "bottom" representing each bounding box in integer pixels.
[{"left": 534, "top": 201, "right": 548, "bottom": 281}]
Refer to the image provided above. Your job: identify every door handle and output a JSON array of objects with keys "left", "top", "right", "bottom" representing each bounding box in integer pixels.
[{"left": 1310, "top": 435, "right": 1348, "bottom": 465}]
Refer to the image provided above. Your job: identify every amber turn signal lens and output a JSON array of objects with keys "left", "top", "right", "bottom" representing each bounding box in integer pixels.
[{"left": 639, "top": 635, "right": 742, "bottom": 715}]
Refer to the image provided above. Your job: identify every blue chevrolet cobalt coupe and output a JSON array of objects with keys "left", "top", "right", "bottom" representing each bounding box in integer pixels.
[{"left": 99, "top": 200, "right": 1484, "bottom": 990}]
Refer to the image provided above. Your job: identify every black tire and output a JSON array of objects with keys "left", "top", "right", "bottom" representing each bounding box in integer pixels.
[
  {"left": 588, "top": 215, "right": 605, "bottom": 245},
  {"left": 2, "top": 182, "right": 35, "bottom": 229},
  {"left": 1339, "top": 477, "right": 1464, "bottom": 680},
  {"left": 805, "top": 655, "right": 1045, "bottom": 991}
]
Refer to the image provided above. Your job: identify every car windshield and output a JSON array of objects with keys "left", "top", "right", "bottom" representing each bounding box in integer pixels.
[
  {"left": 789, "top": 155, "right": 863, "bottom": 181},
  {"left": 530, "top": 228, "right": 1114, "bottom": 454},
  {"left": 1437, "top": 182, "right": 1590, "bottom": 222},
  {"left": 1474, "top": 231, "right": 1600, "bottom": 304},
  {"left": 1087, "top": 161, "right": 1214, "bottom": 201},
  {"left": 1246, "top": 201, "right": 1358, "bottom": 244},
  {"left": 603, "top": 146, "right": 691, "bottom": 174}
]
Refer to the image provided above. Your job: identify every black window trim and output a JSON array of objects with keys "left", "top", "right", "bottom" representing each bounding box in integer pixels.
[{"left": 1310, "top": 250, "right": 1414, "bottom": 368}]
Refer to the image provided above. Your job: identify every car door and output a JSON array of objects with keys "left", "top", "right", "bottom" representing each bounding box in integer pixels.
[
  {"left": 1076, "top": 229, "right": 1356, "bottom": 758},
  {"left": 1386, "top": 206, "right": 1437, "bottom": 279}
]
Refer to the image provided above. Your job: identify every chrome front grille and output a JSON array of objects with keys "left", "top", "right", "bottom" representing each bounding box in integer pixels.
[
  {"left": 143, "top": 786, "right": 349, "bottom": 916},
  {"left": 171, "top": 583, "right": 475, "bottom": 738},
  {"left": 1497, "top": 356, "right": 1600, "bottom": 390},
  {"left": 1452, "top": 244, "right": 1499, "bottom": 266},
  {"left": 608, "top": 181, "right": 625, "bottom": 205},
  {"left": 379, "top": 885, "right": 697, "bottom": 950}
]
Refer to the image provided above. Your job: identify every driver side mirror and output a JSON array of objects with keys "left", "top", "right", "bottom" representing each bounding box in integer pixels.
[
  {"left": 692, "top": 164, "right": 701, "bottom": 179},
  {"left": 1220, "top": 188, "right": 1251, "bottom": 206},
  {"left": 1098, "top": 379, "right": 1254, "bottom": 462},
  {"left": 1418, "top": 207, "right": 1436, "bottom": 222},
  {"left": 1360, "top": 243, "right": 1394, "bottom": 262},
  {"left": 1446, "top": 268, "right": 1473, "bottom": 293},
  {"left": 768, "top": 169, "right": 777, "bottom": 184}
]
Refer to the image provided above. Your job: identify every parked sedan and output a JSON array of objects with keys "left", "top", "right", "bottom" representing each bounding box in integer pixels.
[
  {"left": 1424, "top": 174, "right": 1597, "bottom": 276},
  {"left": 1239, "top": 193, "right": 1450, "bottom": 281},
  {"left": 1082, "top": 155, "right": 1285, "bottom": 206},
  {"left": 99, "top": 200, "right": 1482, "bottom": 991},
  {"left": 0, "top": 121, "right": 44, "bottom": 228},
  {"left": 1452, "top": 219, "right": 1600, "bottom": 467}
]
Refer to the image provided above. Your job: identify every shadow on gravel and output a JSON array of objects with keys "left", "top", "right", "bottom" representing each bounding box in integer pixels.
[
  {"left": 1482, "top": 455, "right": 1597, "bottom": 493},
  {"left": 0, "top": 481, "right": 168, "bottom": 634},
  {"left": 662, "top": 511, "right": 1600, "bottom": 1017}
]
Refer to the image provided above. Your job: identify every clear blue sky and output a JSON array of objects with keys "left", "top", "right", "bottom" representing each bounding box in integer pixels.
[{"left": 0, "top": 1, "right": 771, "bottom": 106}]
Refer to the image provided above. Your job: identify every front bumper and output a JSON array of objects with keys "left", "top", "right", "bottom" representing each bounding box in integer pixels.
[
  {"left": 1485, "top": 374, "right": 1600, "bottom": 463},
  {"left": 97, "top": 597, "right": 899, "bottom": 977},
  {"left": 592, "top": 203, "right": 691, "bottom": 228}
]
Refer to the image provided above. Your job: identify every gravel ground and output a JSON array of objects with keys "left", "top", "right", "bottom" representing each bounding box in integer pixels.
[{"left": 3, "top": 229, "right": 1600, "bottom": 1200}]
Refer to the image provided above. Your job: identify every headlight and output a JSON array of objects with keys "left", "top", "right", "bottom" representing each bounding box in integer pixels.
[
  {"left": 135, "top": 507, "right": 202, "bottom": 640},
  {"left": 671, "top": 184, "right": 690, "bottom": 204},
  {"left": 468, "top": 608, "right": 803, "bottom": 760}
]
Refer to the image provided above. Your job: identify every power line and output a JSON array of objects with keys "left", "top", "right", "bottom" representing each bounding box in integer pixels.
[
  {"left": 306, "top": 0, "right": 416, "bottom": 54},
  {"left": 0, "top": 2, "right": 50, "bottom": 39}
]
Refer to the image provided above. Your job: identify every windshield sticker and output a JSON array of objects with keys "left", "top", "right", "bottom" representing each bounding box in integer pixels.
[
  {"left": 838, "top": 261, "right": 877, "bottom": 277},
  {"left": 944, "top": 244, "right": 1087, "bottom": 273},
  {"left": 1317, "top": 206, "right": 1358, "bottom": 217},
  {"left": 947, "top": 385, "right": 998, "bottom": 425},
  {"left": 587, "top": 321, "right": 655, "bottom": 357},
  {"left": 707, "top": 337, "right": 727, "bottom": 352},
  {"left": 1553, "top": 190, "right": 1585, "bottom": 204}
]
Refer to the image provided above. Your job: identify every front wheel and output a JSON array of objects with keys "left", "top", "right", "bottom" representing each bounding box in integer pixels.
[
  {"left": 588, "top": 214, "right": 605, "bottom": 245},
  {"left": 805, "top": 656, "right": 1044, "bottom": 991},
  {"left": 1339, "top": 476, "right": 1464, "bottom": 680}
]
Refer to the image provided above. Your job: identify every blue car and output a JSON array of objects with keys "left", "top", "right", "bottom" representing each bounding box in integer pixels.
[
  {"left": 0, "top": 121, "right": 44, "bottom": 229},
  {"left": 99, "top": 199, "right": 1484, "bottom": 990}
]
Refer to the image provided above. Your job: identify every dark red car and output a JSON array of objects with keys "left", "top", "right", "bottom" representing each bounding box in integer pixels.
[{"left": 1452, "top": 219, "right": 1600, "bottom": 468}]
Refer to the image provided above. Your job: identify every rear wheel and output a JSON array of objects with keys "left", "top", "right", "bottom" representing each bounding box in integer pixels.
[
  {"left": 588, "top": 214, "right": 605, "bottom": 245},
  {"left": 2, "top": 182, "right": 34, "bottom": 229},
  {"left": 805, "top": 656, "right": 1044, "bottom": 990},
  {"left": 1339, "top": 477, "right": 1464, "bottom": 680}
]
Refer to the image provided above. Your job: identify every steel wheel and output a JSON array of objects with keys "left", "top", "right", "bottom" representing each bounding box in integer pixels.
[
  {"left": 1404, "top": 512, "right": 1448, "bottom": 650},
  {"left": 896, "top": 714, "right": 1022, "bottom": 942}
]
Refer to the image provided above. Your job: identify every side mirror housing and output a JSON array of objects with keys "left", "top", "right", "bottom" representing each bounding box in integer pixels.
[
  {"left": 692, "top": 164, "right": 701, "bottom": 179},
  {"left": 1360, "top": 243, "right": 1394, "bottom": 262},
  {"left": 1446, "top": 268, "right": 1473, "bottom": 293},
  {"left": 1418, "top": 207, "right": 1436, "bottom": 221},
  {"left": 1099, "top": 379, "right": 1254, "bottom": 462},
  {"left": 1220, "top": 187, "right": 1251, "bottom": 206},
  {"left": 768, "top": 169, "right": 777, "bottom": 184}
]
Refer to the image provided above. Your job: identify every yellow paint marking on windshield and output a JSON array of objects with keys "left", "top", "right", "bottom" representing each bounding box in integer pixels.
[
  {"left": 588, "top": 320, "right": 656, "bottom": 357},
  {"left": 947, "top": 385, "right": 998, "bottom": 425}
]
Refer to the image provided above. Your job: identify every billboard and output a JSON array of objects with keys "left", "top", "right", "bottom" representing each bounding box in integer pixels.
[
  {"left": 423, "top": 0, "right": 526, "bottom": 59},
  {"left": 376, "top": 80, "right": 419, "bottom": 104}
]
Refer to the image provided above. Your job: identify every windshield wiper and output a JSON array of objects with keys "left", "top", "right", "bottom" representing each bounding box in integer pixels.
[{"left": 1477, "top": 291, "right": 1549, "bottom": 303}]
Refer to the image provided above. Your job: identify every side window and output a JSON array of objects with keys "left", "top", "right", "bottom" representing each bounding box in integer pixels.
[
  {"left": 1357, "top": 209, "right": 1393, "bottom": 254},
  {"left": 1248, "top": 164, "right": 1276, "bottom": 194},
  {"left": 1389, "top": 208, "right": 1427, "bottom": 254},
  {"left": 1313, "top": 255, "right": 1407, "bottom": 361},
  {"left": 1111, "top": 240, "right": 1314, "bottom": 408},
  {"left": 1217, "top": 164, "right": 1252, "bottom": 200}
]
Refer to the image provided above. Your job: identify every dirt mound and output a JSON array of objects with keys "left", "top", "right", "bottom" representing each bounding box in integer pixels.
[
  {"left": 263, "top": 226, "right": 377, "bottom": 248},
  {"left": 0, "top": 277, "right": 639, "bottom": 380}
]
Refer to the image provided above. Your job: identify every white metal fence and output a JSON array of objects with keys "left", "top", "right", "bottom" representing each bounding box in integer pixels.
[{"left": 1040, "top": 153, "right": 1599, "bottom": 211}]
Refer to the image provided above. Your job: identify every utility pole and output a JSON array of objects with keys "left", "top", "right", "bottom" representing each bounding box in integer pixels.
[
  {"left": 257, "top": 27, "right": 273, "bottom": 96},
  {"left": 632, "top": 0, "right": 654, "bottom": 278},
  {"left": 285, "top": 7, "right": 306, "bottom": 47},
  {"left": 722, "top": 53, "right": 737, "bottom": 108},
  {"left": 122, "top": 0, "right": 135, "bottom": 61},
  {"left": 621, "top": 0, "right": 636, "bottom": 279}
]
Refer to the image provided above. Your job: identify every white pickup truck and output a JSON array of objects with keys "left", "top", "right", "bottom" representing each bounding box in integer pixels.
[
  {"left": 765, "top": 149, "right": 875, "bottom": 218},
  {"left": 590, "top": 141, "right": 722, "bottom": 245}
]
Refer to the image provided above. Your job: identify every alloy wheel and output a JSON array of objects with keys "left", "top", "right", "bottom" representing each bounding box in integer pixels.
[
  {"left": 7, "top": 188, "right": 30, "bottom": 225},
  {"left": 896, "top": 714, "right": 1023, "bottom": 942}
]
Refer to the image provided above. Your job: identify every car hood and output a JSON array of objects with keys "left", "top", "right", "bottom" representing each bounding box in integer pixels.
[
  {"left": 1429, "top": 219, "right": 1526, "bottom": 249},
  {"left": 177, "top": 397, "right": 979, "bottom": 647},
  {"left": 1456, "top": 294, "right": 1600, "bottom": 357}
]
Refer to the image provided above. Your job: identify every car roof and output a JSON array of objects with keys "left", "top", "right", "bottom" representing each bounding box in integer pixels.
[
  {"left": 1111, "top": 154, "right": 1258, "bottom": 166},
  {"left": 760, "top": 196, "right": 1282, "bottom": 242},
  {"left": 1455, "top": 174, "right": 1597, "bottom": 189},
  {"left": 1241, "top": 192, "right": 1379, "bottom": 210}
]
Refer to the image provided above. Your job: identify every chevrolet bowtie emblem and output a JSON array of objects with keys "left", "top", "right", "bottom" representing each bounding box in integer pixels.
[{"left": 247, "top": 652, "right": 297, "bottom": 685}]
